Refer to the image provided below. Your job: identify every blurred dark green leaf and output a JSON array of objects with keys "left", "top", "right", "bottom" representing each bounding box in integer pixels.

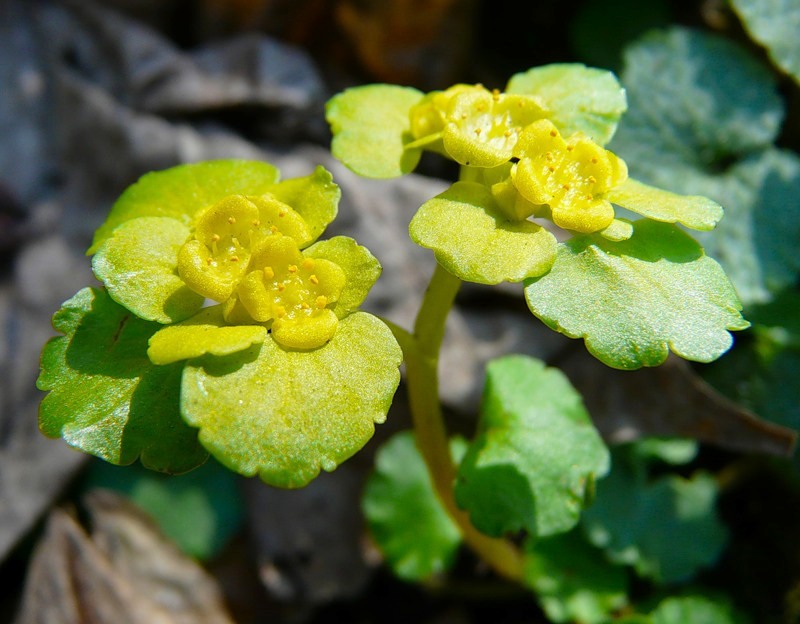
[
  {"left": 83, "top": 458, "right": 244, "bottom": 560},
  {"left": 650, "top": 595, "right": 748, "bottom": 624},
  {"left": 455, "top": 356, "right": 609, "bottom": 538},
  {"left": 582, "top": 453, "right": 728, "bottom": 583},
  {"left": 523, "top": 529, "right": 628, "bottom": 624},
  {"left": 363, "top": 431, "right": 465, "bottom": 581},
  {"left": 731, "top": 0, "right": 800, "bottom": 84}
]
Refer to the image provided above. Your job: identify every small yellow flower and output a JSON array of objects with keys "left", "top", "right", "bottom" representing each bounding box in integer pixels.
[{"left": 512, "top": 119, "right": 628, "bottom": 233}]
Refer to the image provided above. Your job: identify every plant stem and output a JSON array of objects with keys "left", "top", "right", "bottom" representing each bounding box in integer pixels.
[{"left": 403, "top": 263, "right": 525, "bottom": 582}]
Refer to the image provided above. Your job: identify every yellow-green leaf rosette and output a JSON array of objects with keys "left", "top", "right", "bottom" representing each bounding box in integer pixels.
[{"left": 43, "top": 160, "right": 402, "bottom": 488}]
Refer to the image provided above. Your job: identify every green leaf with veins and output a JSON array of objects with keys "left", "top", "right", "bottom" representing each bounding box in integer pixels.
[
  {"left": 582, "top": 457, "right": 727, "bottom": 583},
  {"left": 523, "top": 530, "right": 628, "bottom": 624},
  {"left": 37, "top": 288, "right": 208, "bottom": 474},
  {"left": 409, "top": 182, "right": 557, "bottom": 285},
  {"left": 326, "top": 84, "right": 425, "bottom": 178},
  {"left": 364, "top": 431, "right": 465, "bottom": 581},
  {"left": 264, "top": 165, "right": 340, "bottom": 243},
  {"left": 731, "top": 0, "right": 800, "bottom": 84},
  {"left": 524, "top": 220, "right": 749, "bottom": 370},
  {"left": 181, "top": 312, "right": 402, "bottom": 488},
  {"left": 304, "top": 236, "right": 382, "bottom": 319},
  {"left": 92, "top": 216, "right": 204, "bottom": 324},
  {"left": 610, "top": 28, "right": 798, "bottom": 304},
  {"left": 455, "top": 356, "right": 609, "bottom": 538},
  {"left": 607, "top": 178, "right": 723, "bottom": 231},
  {"left": 506, "top": 64, "right": 627, "bottom": 146},
  {"left": 90, "top": 160, "right": 281, "bottom": 253},
  {"left": 147, "top": 305, "right": 267, "bottom": 365}
]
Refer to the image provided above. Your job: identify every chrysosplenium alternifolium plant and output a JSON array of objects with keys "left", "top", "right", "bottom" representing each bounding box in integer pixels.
[{"left": 39, "top": 63, "right": 747, "bottom": 588}]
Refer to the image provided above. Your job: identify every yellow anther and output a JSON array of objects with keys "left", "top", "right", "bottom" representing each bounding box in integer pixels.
[
  {"left": 474, "top": 128, "right": 482, "bottom": 136},
  {"left": 492, "top": 88, "right": 500, "bottom": 101},
  {"left": 588, "top": 176, "right": 597, "bottom": 184},
  {"left": 263, "top": 266, "right": 274, "bottom": 279},
  {"left": 277, "top": 283, "right": 285, "bottom": 291},
  {"left": 567, "top": 145, "right": 574, "bottom": 151},
  {"left": 288, "top": 265, "right": 298, "bottom": 273},
  {"left": 461, "top": 112, "right": 468, "bottom": 120},
  {"left": 278, "top": 210, "right": 286, "bottom": 218},
  {"left": 548, "top": 166, "right": 555, "bottom": 173},
  {"left": 546, "top": 152, "right": 554, "bottom": 161},
  {"left": 586, "top": 195, "right": 594, "bottom": 200},
  {"left": 309, "top": 274, "right": 319, "bottom": 285},
  {"left": 504, "top": 130, "right": 512, "bottom": 138},
  {"left": 562, "top": 184, "right": 570, "bottom": 191},
  {"left": 270, "top": 225, "right": 279, "bottom": 233},
  {"left": 230, "top": 255, "right": 239, "bottom": 262},
  {"left": 550, "top": 130, "right": 558, "bottom": 137},
  {"left": 302, "top": 258, "right": 315, "bottom": 270},
  {"left": 252, "top": 219, "right": 261, "bottom": 227},
  {"left": 211, "top": 234, "right": 221, "bottom": 242},
  {"left": 301, "top": 302, "right": 311, "bottom": 310},
  {"left": 228, "top": 216, "right": 236, "bottom": 224},
  {"left": 591, "top": 157, "right": 598, "bottom": 164},
  {"left": 315, "top": 295, "right": 328, "bottom": 309},
  {"left": 206, "top": 257, "right": 214, "bottom": 265},
  {"left": 274, "top": 305, "right": 286, "bottom": 318}
]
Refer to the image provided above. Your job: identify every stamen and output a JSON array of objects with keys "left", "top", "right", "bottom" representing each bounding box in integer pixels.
[
  {"left": 546, "top": 152, "right": 554, "bottom": 161},
  {"left": 474, "top": 128, "right": 482, "bottom": 136},
  {"left": 562, "top": 184, "right": 570, "bottom": 191},
  {"left": 278, "top": 210, "right": 286, "bottom": 218},
  {"left": 591, "top": 157, "right": 598, "bottom": 164},
  {"left": 252, "top": 219, "right": 261, "bottom": 227},
  {"left": 288, "top": 265, "right": 298, "bottom": 273},
  {"left": 211, "top": 234, "right": 221, "bottom": 242},
  {"left": 277, "top": 283, "right": 285, "bottom": 292},
  {"left": 263, "top": 267, "right": 274, "bottom": 279},
  {"left": 274, "top": 305, "right": 286, "bottom": 318},
  {"left": 588, "top": 176, "right": 597, "bottom": 184},
  {"left": 566, "top": 145, "right": 574, "bottom": 151},
  {"left": 309, "top": 274, "right": 319, "bottom": 285},
  {"left": 550, "top": 130, "right": 558, "bottom": 137},
  {"left": 230, "top": 255, "right": 239, "bottom": 262},
  {"left": 315, "top": 295, "right": 328, "bottom": 309},
  {"left": 301, "top": 302, "right": 310, "bottom": 310},
  {"left": 270, "top": 225, "right": 279, "bottom": 234},
  {"left": 302, "top": 258, "right": 315, "bottom": 270},
  {"left": 228, "top": 216, "right": 236, "bottom": 224}
]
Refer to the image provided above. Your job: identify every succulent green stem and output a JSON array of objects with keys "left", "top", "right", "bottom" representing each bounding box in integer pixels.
[{"left": 397, "top": 263, "right": 525, "bottom": 582}]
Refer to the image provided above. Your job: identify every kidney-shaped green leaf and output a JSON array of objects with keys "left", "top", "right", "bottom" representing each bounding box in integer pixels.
[
  {"left": 181, "top": 312, "right": 402, "bottom": 488},
  {"left": 93, "top": 216, "right": 204, "bottom": 324},
  {"left": 327, "top": 84, "right": 425, "bottom": 178},
  {"left": 90, "top": 160, "right": 281, "bottom": 253},
  {"left": 409, "top": 182, "right": 557, "bottom": 285},
  {"left": 455, "top": 356, "right": 609, "bottom": 538},
  {"left": 525, "top": 220, "right": 749, "bottom": 370},
  {"left": 506, "top": 64, "right": 627, "bottom": 145},
  {"left": 37, "top": 288, "right": 208, "bottom": 474},
  {"left": 363, "top": 431, "right": 465, "bottom": 581}
]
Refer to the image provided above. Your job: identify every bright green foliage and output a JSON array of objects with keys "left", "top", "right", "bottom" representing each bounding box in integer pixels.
[
  {"left": 455, "top": 356, "right": 609, "bottom": 537},
  {"left": 582, "top": 461, "right": 728, "bottom": 583},
  {"left": 92, "top": 217, "right": 205, "bottom": 324},
  {"left": 326, "top": 84, "right": 425, "bottom": 178},
  {"left": 524, "top": 220, "right": 749, "bottom": 370},
  {"left": 523, "top": 530, "right": 628, "bottom": 624},
  {"left": 363, "top": 432, "right": 465, "bottom": 581},
  {"left": 650, "top": 595, "right": 748, "bottom": 624},
  {"left": 409, "top": 181, "right": 557, "bottom": 284},
  {"left": 731, "top": 0, "right": 800, "bottom": 84},
  {"left": 90, "top": 160, "right": 280, "bottom": 253},
  {"left": 40, "top": 161, "right": 402, "bottom": 488},
  {"left": 83, "top": 458, "right": 244, "bottom": 560},
  {"left": 38, "top": 288, "right": 208, "bottom": 474},
  {"left": 181, "top": 313, "right": 402, "bottom": 488},
  {"left": 611, "top": 28, "right": 798, "bottom": 305},
  {"left": 506, "top": 63, "right": 628, "bottom": 145}
]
